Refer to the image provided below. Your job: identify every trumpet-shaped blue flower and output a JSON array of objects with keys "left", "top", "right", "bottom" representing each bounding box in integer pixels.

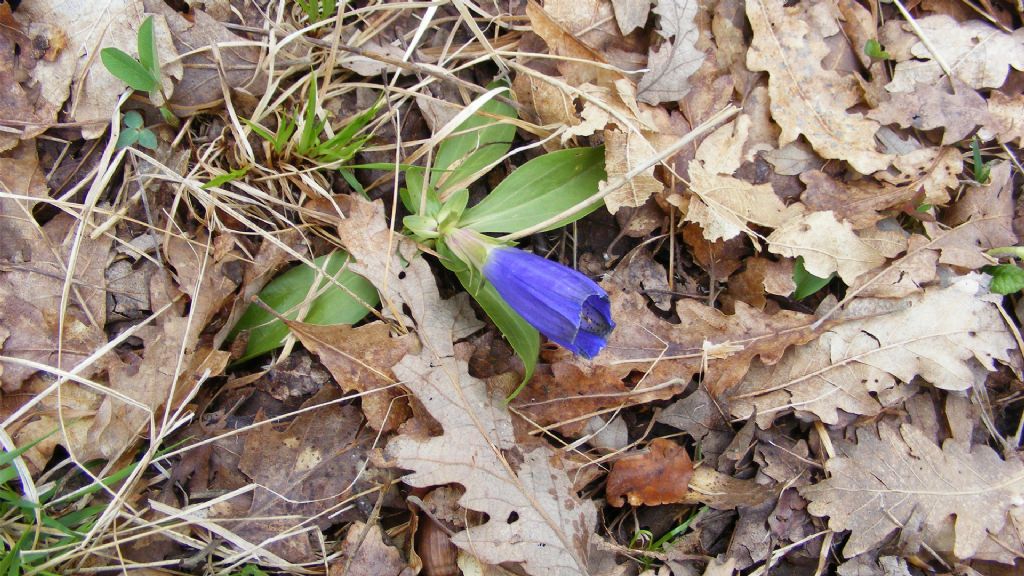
[{"left": 447, "top": 228, "right": 615, "bottom": 358}]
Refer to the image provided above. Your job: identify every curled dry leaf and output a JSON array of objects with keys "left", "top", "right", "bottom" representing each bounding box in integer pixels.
[
  {"left": 983, "top": 90, "right": 1024, "bottom": 145},
  {"left": 746, "top": 0, "right": 892, "bottom": 174},
  {"left": 636, "top": 0, "right": 705, "bottom": 104},
  {"left": 331, "top": 521, "right": 413, "bottom": 576},
  {"left": 801, "top": 420, "right": 1024, "bottom": 561},
  {"left": 728, "top": 275, "right": 1018, "bottom": 427},
  {"left": 606, "top": 438, "right": 694, "bottom": 507},
  {"left": 885, "top": 15, "right": 1024, "bottom": 93},
  {"left": 386, "top": 352, "right": 608, "bottom": 576}
]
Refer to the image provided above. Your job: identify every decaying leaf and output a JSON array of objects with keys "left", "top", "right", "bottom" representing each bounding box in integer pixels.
[
  {"left": 680, "top": 162, "right": 795, "bottom": 242},
  {"left": 606, "top": 438, "right": 694, "bottom": 507},
  {"left": 885, "top": 15, "right": 1024, "bottom": 93},
  {"left": 801, "top": 420, "right": 1024, "bottom": 560},
  {"left": 746, "top": 0, "right": 893, "bottom": 174},
  {"left": 637, "top": 0, "right": 705, "bottom": 104},
  {"left": 331, "top": 521, "right": 412, "bottom": 576},
  {"left": 611, "top": 0, "right": 651, "bottom": 35},
  {"left": 729, "top": 275, "right": 1018, "bottom": 427},
  {"left": 602, "top": 129, "right": 664, "bottom": 214},
  {"left": 869, "top": 81, "right": 991, "bottom": 145},
  {"left": 387, "top": 352, "right": 607, "bottom": 576},
  {"left": 983, "top": 90, "right": 1024, "bottom": 145},
  {"left": 285, "top": 321, "right": 415, "bottom": 432},
  {"left": 767, "top": 210, "right": 886, "bottom": 283}
]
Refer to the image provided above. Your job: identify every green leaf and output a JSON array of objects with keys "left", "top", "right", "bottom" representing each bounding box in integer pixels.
[
  {"left": 229, "top": 252, "right": 379, "bottom": 363},
  {"left": 459, "top": 147, "right": 606, "bottom": 233},
  {"left": 792, "top": 256, "right": 834, "bottom": 300},
  {"left": 439, "top": 240, "right": 538, "bottom": 400},
  {"left": 864, "top": 39, "right": 890, "bottom": 60},
  {"left": 971, "top": 137, "right": 991, "bottom": 184},
  {"left": 159, "top": 105, "right": 179, "bottom": 127},
  {"left": 432, "top": 86, "right": 517, "bottom": 195},
  {"left": 136, "top": 128, "right": 158, "bottom": 150},
  {"left": 985, "top": 264, "right": 1024, "bottom": 295},
  {"left": 115, "top": 129, "right": 139, "bottom": 150},
  {"left": 137, "top": 16, "right": 159, "bottom": 80},
  {"left": 202, "top": 166, "right": 251, "bottom": 189},
  {"left": 123, "top": 110, "right": 144, "bottom": 129},
  {"left": 298, "top": 80, "right": 322, "bottom": 154},
  {"left": 400, "top": 166, "right": 441, "bottom": 216},
  {"left": 100, "top": 47, "right": 158, "bottom": 92}
]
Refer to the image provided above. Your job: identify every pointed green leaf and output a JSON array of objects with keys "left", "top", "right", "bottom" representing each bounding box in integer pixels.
[
  {"left": 792, "top": 256, "right": 834, "bottom": 300},
  {"left": 137, "top": 16, "right": 160, "bottom": 80},
  {"left": 459, "top": 147, "right": 606, "bottom": 233},
  {"left": 202, "top": 166, "right": 250, "bottom": 189},
  {"left": 229, "top": 252, "right": 379, "bottom": 363},
  {"left": 432, "top": 85, "right": 517, "bottom": 194},
  {"left": 100, "top": 47, "right": 158, "bottom": 92}
]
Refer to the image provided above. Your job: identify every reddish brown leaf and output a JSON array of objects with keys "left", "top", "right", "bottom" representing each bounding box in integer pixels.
[{"left": 606, "top": 438, "right": 693, "bottom": 507}]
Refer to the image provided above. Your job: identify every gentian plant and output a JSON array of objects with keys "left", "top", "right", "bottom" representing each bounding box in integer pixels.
[{"left": 402, "top": 85, "right": 611, "bottom": 398}]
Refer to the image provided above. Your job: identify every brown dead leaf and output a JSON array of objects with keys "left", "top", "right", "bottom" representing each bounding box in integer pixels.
[
  {"left": 330, "top": 521, "right": 412, "bottom": 576},
  {"left": 285, "top": 321, "right": 415, "bottom": 432},
  {"left": 885, "top": 15, "right": 1024, "bottom": 93},
  {"left": 386, "top": 352, "right": 608, "bottom": 576},
  {"left": 681, "top": 162, "right": 795, "bottom": 243},
  {"left": 728, "top": 275, "right": 1017, "bottom": 427},
  {"left": 223, "top": 390, "right": 375, "bottom": 563},
  {"left": 656, "top": 388, "right": 734, "bottom": 467},
  {"left": 0, "top": 141, "right": 50, "bottom": 259},
  {"left": 637, "top": 0, "right": 705, "bottom": 104},
  {"left": 763, "top": 141, "right": 822, "bottom": 176},
  {"left": 800, "top": 170, "right": 916, "bottom": 230},
  {"left": 330, "top": 196, "right": 483, "bottom": 357},
  {"left": 746, "top": 0, "right": 893, "bottom": 174},
  {"left": 611, "top": 0, "right": 651, "bottom": 35},
  {"left": 0, "top": 10, "right": 55, "bottom": 148},
  {"left": 606, "top": 438, "right": 693, "bottom": 507},
  {"left": 984, "top": 90, "right": 1024, "bottom": 145},
  {"left": 767, "top": 210, "right": 886, "bottom": 283},
  {"left": 598, "top": 287, "right": 818, "bottom": 397},
  {"left": 525, "top": 0, "right": 622, "bottom": 87},
  {"left": 801, "top": 420, "right": 1024, "bottom": 560},
  {"left": 602, "top": 129, "right": 664, "bottom": 214},
  {"left": 683, "top": 467, "right": 771, "bottom": 509},
  {"left": 868, "top": 81, "right": 991, "bottom": 145},
  {"left": 18, "top": 0, "right": 182, "bottom": 138},
  {"left": 882, "top": 147, "right": 963, "bottom": 205},
  {"left": 926, "top": 161, "right": 1016, "bottom": 269},
  {"left": 723, "top": 257, "right": 796, "bottom": 311}
]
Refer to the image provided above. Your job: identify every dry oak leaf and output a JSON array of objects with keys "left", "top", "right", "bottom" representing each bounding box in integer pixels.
[
  {"left": 601, "top": 129, "right": 665, "bottom": 214},
  {"left": 598, "top": 286, "right": 818, "bottom": 397},
  {"left": 637, "top": 0, "right": 705, "bottom": 104},
  {"left": 728, "top": 275, "right": 1017, "bottom": 427},
  {"left": 386, "top": 352, "right": 607, "bottom": 576},
  {"left": 331, "top": 196, "right": 483, "bottom": 357},
  {"left": 885, "top": 15, "right": 1024, "bottom": 93},
  {"left": 679, "top": 162, "right": 797, "bottom": 243},
  {"left": 924, "top": 161, "right": 1016, "bottom": 270},
  {"left": 800, "top": 420, "right": 1024, "bottom": 560},
  {"left": 767, "top": 210, "right": 886, "bottom": 284},
  {"left": 982, "top": 90, "right": 1024, "bottom": 146},
  {"left": 525, "top": 0, "right": 622, "bottom": 87},
  {"left": 606, "top": 438, "right": 694, "bottom": 507},
  {"left": 611, "top": 0, "right": 651, "bottom": 35},
  {"left": 880, "top": 146, "right": 963, "bottom": 206},
  {"left": 746, "top": 0, "right": 893, "bottom": 174},
  {"left": 799, "top": 171, "right": 913, "bottom": 230},
  {"left": 331, "top": 521, "right": 413, "bottom": 576},
  {"left": 228, "top": 392, "right": 375, "bottom": 563},
  {"left": 868, "top": 81, "right": 992, "bottom": 146},
  {"left": 284, "top": 321, "right": 415, "bottom": 432}
]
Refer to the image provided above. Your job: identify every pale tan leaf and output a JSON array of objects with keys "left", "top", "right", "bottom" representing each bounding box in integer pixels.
[
  {"left": 386, "top": 352, "right": 605, "bottom": 576},
  {"left": 746, "top": 0, "right": 893, "bottom": 174},
  {"left": 763, "top": 140, "right": 822, "bottom": 176},
  {"left": 767, "top": 210, "right": 886, "bottom": 283},
  {"left": 799, "top": 171, "right": 914, "bottom": 230},
  {"left": 881, "top": 147, "right": 963, "bottom": 205},
  {"left": 983, "top": 90, "right": 1024, "bottom": 145},
  {"left": 924, "top": 161, "right": 1016, "bottom": 270},
  {"left": 694, "top": 114, "right": 751, "bottom": 176},
  {"left": 800, "top": 421, "right": 1024, "bottom": 560},
  {"left": 601, "top": 129, "right": 664, "bottom": 214},
  {"left": 885, "top": 15, "right": 1024, "bottom": 92},
  {"left": 728, "top": 275, "right": 1017, "bottom": 427},
  {"left": 679, "top": 162, "right": 795, "bottom": 242},
  {"left": 637, "top": 0, "right": 705, "bottom": 104},
  {"left": 869, "top": 81, "right": 991, "bottom": 145},
  {"left": 611, "top": 0, "right": 651, "bottom": 35}
]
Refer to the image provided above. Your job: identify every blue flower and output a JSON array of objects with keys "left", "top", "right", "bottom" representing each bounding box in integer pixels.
[{"left": 482, "top": 246, "right": 614, "bottom": 358}]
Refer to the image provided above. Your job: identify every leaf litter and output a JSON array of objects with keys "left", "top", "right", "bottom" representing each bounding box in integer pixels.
[{"left": 0, "top": 0, "right": 1023, "bottom": 575}]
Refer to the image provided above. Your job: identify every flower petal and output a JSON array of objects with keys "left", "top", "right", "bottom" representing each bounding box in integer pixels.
[{"left": 483, "top": 247, "right": 614, "bottom": 357}]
